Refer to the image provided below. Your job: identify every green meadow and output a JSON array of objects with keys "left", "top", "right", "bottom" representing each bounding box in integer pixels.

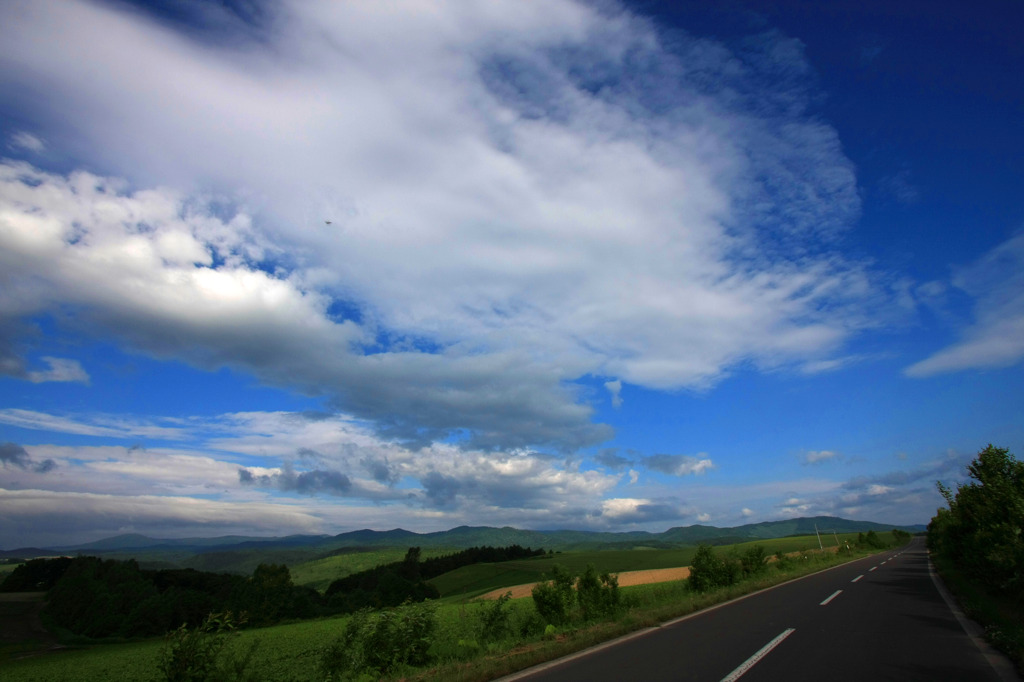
[
  {"left": 429, "top": 533, "right": 861, "bottom": 598},
  {"left": 289, "top": 547, "right": 456, "bottom": 592},
  {"left": 0, "top": 532, "right": 903, "bottom": 682}
]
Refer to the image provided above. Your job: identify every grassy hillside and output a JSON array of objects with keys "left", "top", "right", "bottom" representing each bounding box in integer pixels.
[
  {"left": 5, "top": 516, "right": 921, "bottom": 570},
  {"left": 1, "top": 534, "right": 908, "bottom": 681},
  {"left": 429, "top": 532, "right": 867, "bottom": 598},
  {"left": 289, "top": 547, "right": 456, "bottom": 592}
]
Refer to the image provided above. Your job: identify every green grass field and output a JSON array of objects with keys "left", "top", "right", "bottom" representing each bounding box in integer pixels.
[
  {"left": 289, "top": 547, "right": 456, "bottom": 592},
  {"left": 428, "top": 532, "right": 864, "bottom": 598},
  {"left": 0, "top": 532, "right": 904, "bottom": 681}
]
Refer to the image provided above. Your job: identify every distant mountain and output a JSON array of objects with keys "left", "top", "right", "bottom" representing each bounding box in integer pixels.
[
  {"left": 317, "top": 517, "right": 924, "bottom": 552},
  {"left": 49, "top": 533, "right": 332, "bottom": 553},
  {"left": 4, "top": 516, "right": 924, "bottom": 566}
]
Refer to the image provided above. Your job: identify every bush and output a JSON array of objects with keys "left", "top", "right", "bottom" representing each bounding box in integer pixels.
[
  {"left": 480, "top": 592, "right": 514, "bottom": 643},
  {"left": 319, "top": 601, "right": 436, "bottom": 680},
  {"left": 157, "top": 612, "right": 258, "bottom": 682},
  {"left": 530, "top": 564, "right": 621, "bottom": 626},
  {"left": 739, "top": 545, "right": 768, "bottom": 578},
  {"left": 575, "top": 565, "right": 620, "bottom": 621},
  {"left": 688, "top": 545, "right": 739, "bottom": 592},
  {"left": 531, "top": 565, "right": 575, "bottom": 626},
  {"left": 862, "top": 530, "right": 886, "bottom": 549}
]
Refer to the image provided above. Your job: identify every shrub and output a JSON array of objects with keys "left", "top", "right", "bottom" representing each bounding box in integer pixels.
[
  {"left": 739, "top": 545, "right": 768, "bottom": 577},
  {"left": 688, "top": 545, "right": 739, "bottom": 592},
  {"left": 575, "top": 565, "right": 620, "bottom": 621},
  {"left": 480, "top": 592, "right": 514, "bottom": 643},
  {"left": 531, "top": 564, "right": 575, "bottom": 626},
  {"left": 319, "top": 601, "right": 436, "bottom": 680},
  {"left": 863, "top": 530, "right": 886, "bottom": 549},
  {"left": 157, "top": 612, "right": 258, "bottom": 682}
]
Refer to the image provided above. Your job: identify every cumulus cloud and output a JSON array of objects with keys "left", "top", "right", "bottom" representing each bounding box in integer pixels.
[
  {"left": 906, "top": 232, "right": 1024, "bottom": 377},
  {"left": 594, "top": 448, "right": 632, "bottom": 470},
  {"left": 599, "top": 497, "right": 686, "bottom": 524},
  {"left": 239, "top": 463, "right": 353, "bottom": 496},
  {"left": 643, "top": 454, "right": 714, "bottom": 476},
  {"left": 0, "top": 0, "right": 875, "bottom": 453}
]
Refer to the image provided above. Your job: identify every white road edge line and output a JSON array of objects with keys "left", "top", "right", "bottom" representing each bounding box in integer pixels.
[
  {"left": 720, "top": 628, "right": 796, "bottom": 682},
  {"left": 851, "top": 575, "right": 863, "bottom": 583},
  {"left": 820, "top": 590, "right": 842, "bottom": 606}
]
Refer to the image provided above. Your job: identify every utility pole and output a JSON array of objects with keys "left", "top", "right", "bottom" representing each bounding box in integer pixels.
[{"left": 814, "top": 523, "right": 823, "bottom": 551}]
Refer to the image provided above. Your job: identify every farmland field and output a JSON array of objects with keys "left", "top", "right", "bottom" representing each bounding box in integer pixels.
[
  {"left": 0, "top": 532, "right": 902, "bottom": 681},
  {"left": 289, "top": 547, "right": 456, "bottom": 592},
  {"left": 428, "top": 532, "right": 861, "bottom": 597}
]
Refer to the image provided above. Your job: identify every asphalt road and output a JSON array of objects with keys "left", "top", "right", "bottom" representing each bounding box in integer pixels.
[{"left": 504, "top": 538, "right": 1012, "bottom": 682}]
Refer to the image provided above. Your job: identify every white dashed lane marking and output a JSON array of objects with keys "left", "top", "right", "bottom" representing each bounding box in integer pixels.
[
  {"left": 720, "top": 628, "right": 796, "bottom": 682},
  {"left": 820, "top": 590, "right": 843, "bottom": 606}
]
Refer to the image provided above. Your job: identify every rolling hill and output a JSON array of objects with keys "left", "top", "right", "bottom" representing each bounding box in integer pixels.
[{"left": 1, "top": 516, "right": 923, "bottom": 567}]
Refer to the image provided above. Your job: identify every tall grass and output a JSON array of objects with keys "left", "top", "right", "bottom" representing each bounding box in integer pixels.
[{"left": 931, "top": 552, "right": 1024, "bottom": 674}]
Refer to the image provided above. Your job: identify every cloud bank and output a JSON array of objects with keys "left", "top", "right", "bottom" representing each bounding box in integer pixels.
[{"left": 0, "top": 0, "right": 872, "bottom": 454}]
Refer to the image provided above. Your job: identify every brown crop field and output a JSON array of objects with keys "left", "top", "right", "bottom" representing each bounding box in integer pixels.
[{"left": 478, "top": 565, "right": 692, "bottom": 600}]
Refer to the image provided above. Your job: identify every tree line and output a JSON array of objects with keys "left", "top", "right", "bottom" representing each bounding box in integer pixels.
[
  {"left": 0, "top": 544, "right": 546, "bottom": 639},
  {"left": 324, "top": 544, "right": 546, "bottom": 612},
  {"left": 1, "top": 556, "right": 318, "bottom": 637}
]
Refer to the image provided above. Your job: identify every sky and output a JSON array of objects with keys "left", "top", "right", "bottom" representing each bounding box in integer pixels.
[{"left": 0, "top": 0, "right": 1021, "bottom": 549}]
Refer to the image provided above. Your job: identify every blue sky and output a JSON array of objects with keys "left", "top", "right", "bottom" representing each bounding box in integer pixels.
[{"left": 1, "top": 0, "right": 1021, "bottom": 548}]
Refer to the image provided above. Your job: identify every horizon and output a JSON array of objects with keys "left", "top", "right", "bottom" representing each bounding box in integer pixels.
[
  {"left": 1, "top": 0, "right": 1022, "bottom": 548},
  {"left": 5, "top": 514, "right": 925, "bottom": 552}
]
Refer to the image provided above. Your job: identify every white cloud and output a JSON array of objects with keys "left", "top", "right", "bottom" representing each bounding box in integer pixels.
[
  {"left": 802, "top": 449, "right": 840, "bottom": 465},
  {"left": 0, "top": 488, "right": 325, "bottom": 548},
  {"left": 8, "top": 131, "right": 44, "bottom": 153},
  {"left": 0, "top": 408, "right": 625, "bottom": 541},
  {"left": 599, "top": 497, "right": 686, "bottom": 525},
  {"left": 0, "top": 0, "right": 875, "bottom": 452},
  {"left": 741, "top": 507, "right": 754, "bottom": 517},
  {"left": 604, "top": 379, "right": 623, "bottom": 408},
  {"left": 26, "top": 357, "right": 90, "bottom": 384},
  {"left": 906, "top": 232, "right": 1024, "bottom": 377},
  {"left": 0, "top": 409, "right": 188, "bottom": 440},
  {"left": 696, "top": 512, "right": 711, "bottom": 522},
  {"left": 644, "top": 454, "right": 715, "bottom": 476}
]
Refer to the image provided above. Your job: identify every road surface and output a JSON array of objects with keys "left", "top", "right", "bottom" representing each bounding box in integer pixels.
[{"left": 503, "top": 538, "right": 1015, "bottom": 681}]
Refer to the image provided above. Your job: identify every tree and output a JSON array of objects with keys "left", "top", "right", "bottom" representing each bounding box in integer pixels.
[
  {"left": 243, "top": 563, "right": 293, "bottom": 626},
  {"left": 930, "top": 444, "right": 1024, "bottom": 595}
]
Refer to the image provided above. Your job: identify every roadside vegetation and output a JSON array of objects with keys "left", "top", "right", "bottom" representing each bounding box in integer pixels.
[
  {"left": 0, "top": 530, "right": 908, "bottom": 681},
  {"left": 928, "top": 444, "right": 1024, "bottom": 674}
]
